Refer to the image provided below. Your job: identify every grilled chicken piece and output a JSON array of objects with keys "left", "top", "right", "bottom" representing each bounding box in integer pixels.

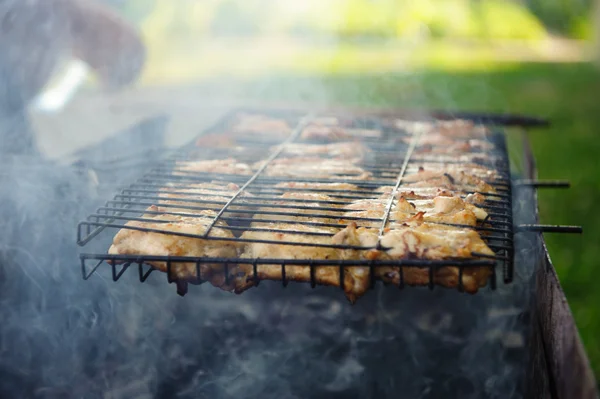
[
  {"left": 396, "top": 118, "right": 493, "bottom": 151},
  {"left": 256, "top": 157, "right": 371, "bottom": 180},
  {"left": 156, "top": 182, "right": 253, "bottom": 217},
  {"left": 376, "top": 186, "right": 456, "bottom": 200},
  {"left": 250, "top": 192, "right": 345, "bottom": 227},
  {"left": 406, "top": 136, "right": 494, "bottom": 152},
  {"left": 465, "top": 193, "right": 487, "bottom": 205},
  {"left": 402, "top": 170, "right": 497, "bottom": 194},
  {"left": 405, "top": 163, "right": 499, "bottom": 181},
  {"left": 343, "top": 195, "right": 487, "bottom": 227},
  {"left": 416, "top": 142, "right": 493, "bottom": 155},
  {"left": 332, "top": 222, "right": 494, "bottom": 293},
  {"left": 394, "top": 119, "right": 489, "bottom": 138},
  {"left": 376, "top": 188, "right": 491, "bottom": 208},
  {"left": 274, "top": 182, "right": 360, "bottom": 191},
  {"left": 435, "top": 120, "right": 489, "bottom": 138},
  {"left": 392, "top": 120, "right": 432, "bottom": 134},
  {"left": 235, "top": 224, "right": 370, "bottom": 303},
  {"left": 276, "top": 142, "right": 370, "bottom": 159},
  {"left": 231, "top": 114, "right": 291, "bottom": 135},
  {"left": 300, "top": 124, "right": 381, "bottom": 140},
  {"left": 176, "top": 158, "right": 253, "bottom": 175},
  {"left": 108, "top": 207, "right": 239, "bottom": 287},
  {"left": 412, "top": 153, "right": 495, "bottom": 164}
]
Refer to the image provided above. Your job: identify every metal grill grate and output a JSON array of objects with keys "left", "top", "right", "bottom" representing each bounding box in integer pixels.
[{"left": 77, "top": 109, "right": 516, "bottom": 297}]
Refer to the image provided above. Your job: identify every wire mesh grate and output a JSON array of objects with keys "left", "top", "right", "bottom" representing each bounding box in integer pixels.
[{"left": 77, "top": 108, "right": 514, "bottom": 299}]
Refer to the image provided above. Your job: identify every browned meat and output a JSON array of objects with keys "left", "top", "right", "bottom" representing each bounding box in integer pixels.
[
  {"left": 156, "top": 182, "right": 253, "bottom": 217},
  {"left": 332, "top": 222, "right": 494, "bottom": 293},
  {"left": 274, "top": 182, "right": 360, "bottom": 191},
  {"left": 231, "top": 114, "right": 292, "bottom": 135},
  {"left": 300, "top": 124, "right": 381, "bottom": 140},
  {"left": 234, "top": 224, "right": 370, "bottom": 303},
  {"left": 175, "top": 158, "right": 253, "bottom": 175},
  {"left": 405, "top": 163, "right": 500, "bottom": 181},
  {"left": 276, "top": 142, "right": 370, "bottom": 159},
  {"left": 256, "top": 157, "right": 371, "bottom": 180},
  {"left": 342, "top": 195, "right": 487, "bottom": 228},
  {"left": 250, "top": 192, "right": 345, "bottom": 226},
  {"left": 402, "top": 170, "right": 497, "bottom": 194},
  {"left": 108, "top": 207, "right": 239, "bottom": 288}
]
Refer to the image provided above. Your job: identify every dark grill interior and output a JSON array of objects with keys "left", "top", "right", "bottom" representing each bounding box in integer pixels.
[{"left": 77, "top": 109, "right": 516, "bottom": 297}]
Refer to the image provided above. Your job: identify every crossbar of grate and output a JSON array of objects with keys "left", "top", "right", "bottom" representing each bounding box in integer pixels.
[
  {"left": 87, "top": 207, "right": 514, "bottom": 241},
  {"left": 89, "top": 200, "right": 513, "bottom": 229},
  {"left": 82, "top": 211, "right": 513, "bottom": 247},
  {"left": 125, "top": 181, "right": 510, "bottom": 203},
  {"left": 137, "top": 173, "right": 512, "bottom": 199},
  {"left": 110, "top": 191, "right": 508, "bottom": 214},
  {"left": 106, "top": 187, "right": 512, "bottom": 212},
  {"left": 160, "top": 128, "right": 505, "bottom": 163},
  {"left": 160, "top": 146, "right": 509, "bottom": 163},
  {"left": 78, "top": 220, "right": 512, "bottom": 254},
  {"left": 120, "top": 185, "right": 508, "bottom": 204},
  {"left": 161, "top": 171, "right": 511, "bottom": 191}
]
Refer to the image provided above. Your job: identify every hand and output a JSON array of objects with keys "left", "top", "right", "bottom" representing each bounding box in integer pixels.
[
  {"left": 0, "top": 0, "right": 146, "bottom": 154},
  {"left": 0, "top": 0, "right": 146, "bottom": 106},
  {"left": 65, "top": 0, "right": 147, "bottom": 90}
]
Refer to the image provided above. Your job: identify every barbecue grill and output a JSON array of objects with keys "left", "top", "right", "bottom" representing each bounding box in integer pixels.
[
  {"left": 77, "top": 108, "right": 575, "bottom": 297},
  {"left": 72, "top": 106, "right": 596, "bottom": 398}
]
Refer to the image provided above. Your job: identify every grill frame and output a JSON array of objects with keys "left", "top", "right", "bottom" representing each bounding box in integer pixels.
[{"left": 77, "top": 108, "right": 517, "bottom": 296}]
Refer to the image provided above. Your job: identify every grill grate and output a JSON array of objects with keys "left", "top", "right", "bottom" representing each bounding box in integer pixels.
[{"left": 77, "top": 109, "right": 516, "bottom": 297}]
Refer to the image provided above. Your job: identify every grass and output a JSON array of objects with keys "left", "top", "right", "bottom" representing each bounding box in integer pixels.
[{"left": 141, "top": 54, "right": 600, "bottom": 378}]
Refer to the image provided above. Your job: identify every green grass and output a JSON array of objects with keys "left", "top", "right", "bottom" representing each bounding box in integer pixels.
[{"left": 164, "top": 63, "right": 600, "bottom": 377}]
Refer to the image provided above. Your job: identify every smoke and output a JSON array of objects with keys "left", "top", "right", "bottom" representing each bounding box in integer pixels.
[
  {"left": 0, "top": 2, "right": 549, "bottom": 399},
  {"left": 0, "top": 140, "right": 542, "bottom": 399}
]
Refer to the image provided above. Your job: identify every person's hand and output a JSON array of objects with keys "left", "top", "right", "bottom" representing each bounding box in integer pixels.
[
  {"left": 64, "top": 0, "right": 146, "bottom": 90},
  {"left": 0, "top": 0, "right": 146, "bottom": 107}
]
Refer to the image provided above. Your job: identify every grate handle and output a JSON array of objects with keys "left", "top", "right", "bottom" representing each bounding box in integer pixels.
[
  {"left": 517, "top": 224, "right": 582, "bottom": 234},
  {"left": 514, "top": 180, "right": 570, "bottom": 188}
]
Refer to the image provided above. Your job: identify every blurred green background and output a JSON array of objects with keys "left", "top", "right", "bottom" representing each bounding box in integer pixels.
[{"left": 108, "top": 0, "right": 599, "bottom": 379}]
